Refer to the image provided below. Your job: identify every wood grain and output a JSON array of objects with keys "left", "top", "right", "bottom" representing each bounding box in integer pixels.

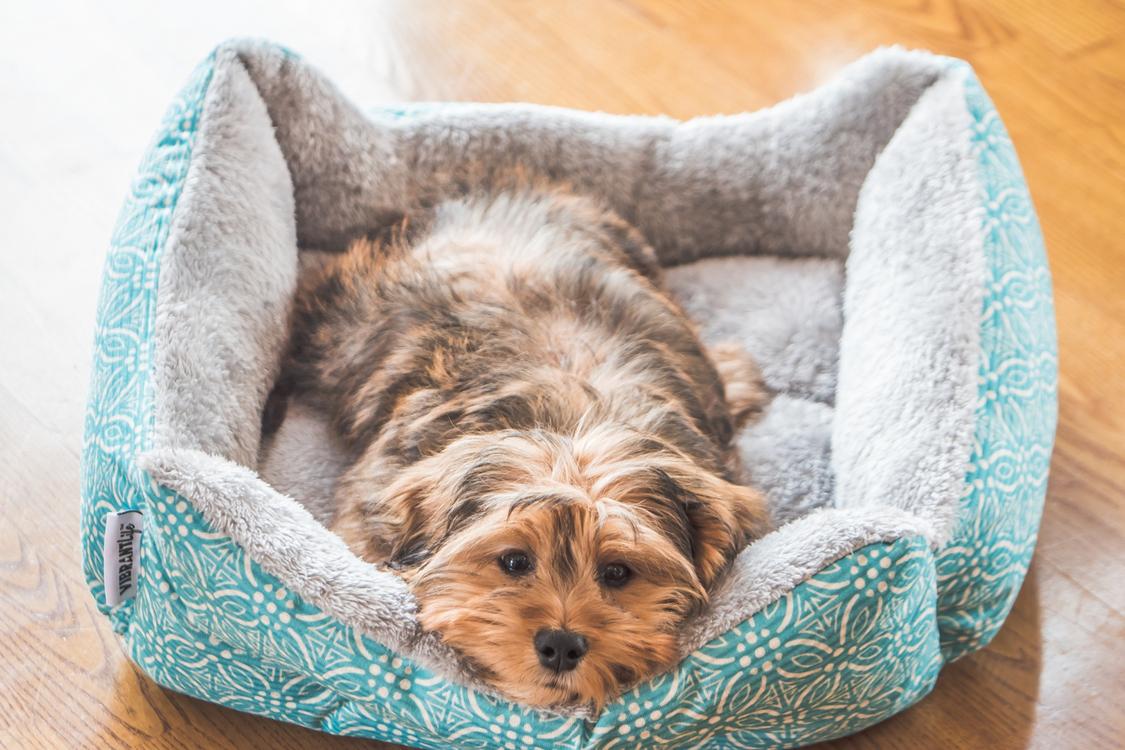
[{"left": 1, "top": 1, "right": 1122, "bottom": 748}]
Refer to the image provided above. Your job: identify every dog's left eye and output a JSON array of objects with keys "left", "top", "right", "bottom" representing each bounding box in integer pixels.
[
  {"left": 498, "top": 551, "right": 534, "bottom": 576},
  {"left": 600, "top": 563, "right": 632, "bottom": 588}
]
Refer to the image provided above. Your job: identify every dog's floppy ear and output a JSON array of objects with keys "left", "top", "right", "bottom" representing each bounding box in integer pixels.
[
  {"left": 332, "top": 464, "right": 440, "bottom": 568},
  {"left": 672, "top": 470, "right": 769, "bottom": 589}
]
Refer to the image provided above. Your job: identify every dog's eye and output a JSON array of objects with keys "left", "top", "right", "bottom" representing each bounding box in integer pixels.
[
  {"left": 498, "top": 551, "right": 534, "bottom": 576},
  {"left": 600, "top": 563, "right": 632, "bottom": 588}
]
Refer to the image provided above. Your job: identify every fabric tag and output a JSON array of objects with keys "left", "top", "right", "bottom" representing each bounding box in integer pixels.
[{"left": 102, "top": 510, "right": 144, "bottom": 607}]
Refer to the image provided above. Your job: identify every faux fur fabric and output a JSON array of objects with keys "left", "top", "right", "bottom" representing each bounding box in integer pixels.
[
  {"left": 737, "top": 395, "right": 836, "bottom": 526},
  {"left": 258, "top": 399, "right": 349, "bottom": 525},
  {"left": 142, "top": 39, "right": 985, "bottom": 696},
  {"left": 153, "top": 58, "right": 298, "bottom": 468},
  {"left": 666, "top": 256, "right": 843, "bottom": 404},
  {"left": 235, "top": 45, "right": 940, "bottom": 264},
  {"left": 833, "top": 72, "right": 984, "bottom": 543}
]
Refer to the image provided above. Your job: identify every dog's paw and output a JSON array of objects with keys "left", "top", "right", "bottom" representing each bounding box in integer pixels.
[{"left": 709, "top": 342, "right": 769, "bottom": 428}]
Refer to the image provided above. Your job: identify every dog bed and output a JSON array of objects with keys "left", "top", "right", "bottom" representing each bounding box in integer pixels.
[{"left": 81, "top": 40, "right": 1057, "bottom": 749}]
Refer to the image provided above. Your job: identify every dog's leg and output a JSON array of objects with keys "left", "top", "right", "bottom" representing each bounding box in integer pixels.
[{"left": 709, "top": 342, "right": 769, "bottom": 429}]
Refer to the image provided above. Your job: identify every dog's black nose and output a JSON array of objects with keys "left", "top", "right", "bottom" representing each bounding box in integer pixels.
[{"left": 534, "top": 629, "right": 588, "bottom": 672}]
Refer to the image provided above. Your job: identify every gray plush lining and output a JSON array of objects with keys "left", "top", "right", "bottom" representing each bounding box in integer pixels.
[{"left": 142, "top": 41, "right": 982, "bottom": 695}]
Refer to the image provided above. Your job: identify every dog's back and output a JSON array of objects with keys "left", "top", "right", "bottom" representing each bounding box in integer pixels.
[{"left": 287, "top": 188, "right": 742, "bottom": 480}]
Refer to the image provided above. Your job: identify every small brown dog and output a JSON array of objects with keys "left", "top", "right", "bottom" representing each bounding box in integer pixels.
[{"left": 278, "top": 185, "right": 768, "bottom": 708}]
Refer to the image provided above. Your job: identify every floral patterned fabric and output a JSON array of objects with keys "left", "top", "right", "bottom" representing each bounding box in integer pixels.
[
  {"left": 934, "top": 65, "right": 1058, "bottom": 663},
  {"left": 80, "top": 48, "right": 1056, "bottom": 749}
]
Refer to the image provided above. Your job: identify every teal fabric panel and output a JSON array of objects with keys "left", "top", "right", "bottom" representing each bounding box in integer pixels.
[
  {"left": 586, "top": 537, "right": 942, "bottom": 748},
  {"left": 131, "top": 494, "right": 937, "bottom": 749},
  {"left": 933, "top": 67, "right": 1058, "bottom": 661},
  {"left": 81, "top": 51, "right": 215, "bottom": 632}
]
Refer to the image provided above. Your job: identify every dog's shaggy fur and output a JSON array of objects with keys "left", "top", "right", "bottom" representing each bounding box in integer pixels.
[{"left": 276, "top": 186, "right": 769, "bottom": 708}]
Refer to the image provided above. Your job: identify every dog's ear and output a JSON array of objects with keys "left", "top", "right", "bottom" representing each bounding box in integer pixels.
[
  {"left": 332, "top": 465, "right": 440, "bottom": 568},
  {"left": 383, "top": 469, "right": 446, "bottom": 568},
  {"left": 674, "top": 471, "right": 769, "bottom": 589}
]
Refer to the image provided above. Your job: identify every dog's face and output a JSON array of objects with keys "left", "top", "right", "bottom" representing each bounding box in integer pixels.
[{"left": 373, "top": 427, "right": 765, "bottom": 708}]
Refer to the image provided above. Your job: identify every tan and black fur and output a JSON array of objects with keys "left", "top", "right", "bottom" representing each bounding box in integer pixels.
[{"left": 276, "top": 185, "right": 769, "bottom": 708}]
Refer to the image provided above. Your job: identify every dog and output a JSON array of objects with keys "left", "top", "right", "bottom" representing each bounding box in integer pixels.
[{"left": 274, "top": 184, "right": 769, "bottom": 708}]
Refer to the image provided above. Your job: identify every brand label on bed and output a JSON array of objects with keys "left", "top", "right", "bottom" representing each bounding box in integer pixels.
[{"left": 102, "top": 510, "right": 144, "bottom": 607}]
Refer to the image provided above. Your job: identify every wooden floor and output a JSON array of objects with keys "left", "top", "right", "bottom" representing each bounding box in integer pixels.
[{"left": 1, "top": 1, "right": 1123, "bottom": 748}]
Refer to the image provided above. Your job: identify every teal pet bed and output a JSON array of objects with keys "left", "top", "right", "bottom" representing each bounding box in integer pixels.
[{"left": 82, "top": 40, "right": 1057, "bottom": 749}]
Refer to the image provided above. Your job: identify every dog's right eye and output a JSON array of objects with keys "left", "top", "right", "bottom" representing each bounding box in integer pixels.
[{"left": 498, "top": 551, "right": 534, "bottom": 576}]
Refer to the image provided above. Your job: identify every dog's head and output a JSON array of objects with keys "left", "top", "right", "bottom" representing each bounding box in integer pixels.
[{"left": 359, "top": 425, "right": 765, "bottom": 708}]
